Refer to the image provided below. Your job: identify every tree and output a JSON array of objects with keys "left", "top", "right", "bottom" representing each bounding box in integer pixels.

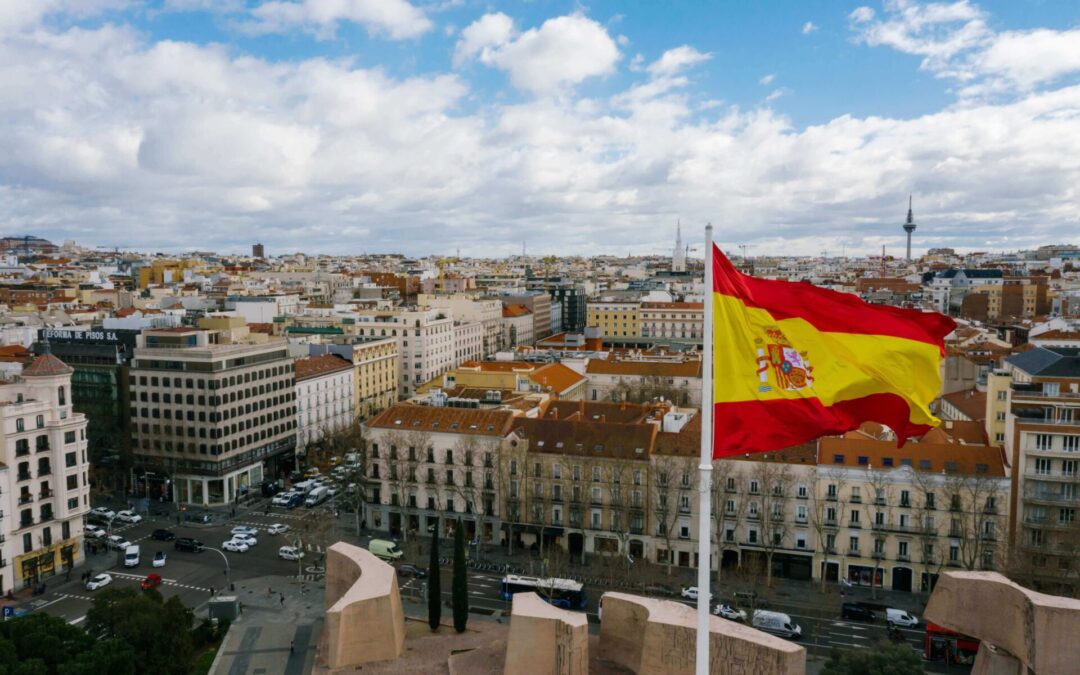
[
  {"left": 943, "top": 471, "right": 1004, "bottom": 571},
  {"left": 862, "top": 466, "right": 892, "bottom": 599},
  {"left": 651, "top": 454, "right": 691, "bottom": 575},
  {"left": 428, "top": 518, "right": 442, "bottom": 631},
  {"left": 609, "top": 377, "right": 692, "bottom": 406},
  {"left": 821, "top": 640, "right": 925, "bottom": 675},
  {"left": 83, "top": 587, "right": 194, "bottom": 675},
  {"left": 500, "top": 438, "right": 530, "bottom": 556},
  {"left": 0, "top": 612, "right": 136, "bottom": 675},
  {"left": 712, "top": 458, "right": 746, "bottom": 581},
  {"left": 452, "top": 518, "right": 469, "bottom": 632},
  {"left": 748, "top": 459, "right": 793, "bottom": 587}
]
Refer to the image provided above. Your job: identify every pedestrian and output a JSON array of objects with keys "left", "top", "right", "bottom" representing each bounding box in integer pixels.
[
  {"left": 280, "top": 593, "right": 285, "bottom": 607},
  {"left": 290, "top": 640, "right": 294, "bottom": 654},
  {"left": 210, "top": 586, "right": 215, "bottom": 597},
  {"left": 268, "top": 586, "right": 273, "bottom": 596}
]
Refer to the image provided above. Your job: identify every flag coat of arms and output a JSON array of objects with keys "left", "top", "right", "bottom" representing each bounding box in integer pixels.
[{"left": 711, "top": 245, "right": 955, "bottom": 458}]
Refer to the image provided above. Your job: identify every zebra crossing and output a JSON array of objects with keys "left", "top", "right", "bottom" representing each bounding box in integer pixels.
[
  {"left": 60, "top": 592, "right": 93, "bottom": 602},
  {"left": 110, "top": 570, "right": 211, "bottom": 593}
]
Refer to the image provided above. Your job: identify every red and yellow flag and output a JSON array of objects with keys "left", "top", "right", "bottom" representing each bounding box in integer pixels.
[{"left": 711, "top": 245, "right": 955, "bottom": 458}]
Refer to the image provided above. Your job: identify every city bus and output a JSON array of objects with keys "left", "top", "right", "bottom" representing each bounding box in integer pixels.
[
  {"left": 499, "top": 574, "right": 587, "bottom": 610},
  {"left": 924, "top": 621, "right": 979, "bottom": 665}
]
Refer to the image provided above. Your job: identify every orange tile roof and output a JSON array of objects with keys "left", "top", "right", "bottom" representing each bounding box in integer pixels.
[
  {"left": 640, "top": 302, "right": 703, "bottom": 310},
  {"left": 502, "top": 303, "right": 532, "bottom": 318},
  {"left": 529, "top": 363, "right": 585, "bottom": 394},
  {"left": 293, "top": 354, "right": 353, "bottom": 381},
  {"left": 818, "top": 431, "right": 1005, "bottom": 476},
  {"left": 367, "top": 403, "right": 516, "bottom": 437},
  {"left": 585, "top": 358, "right": 702, "bottom": 378},
  {"left": 542, "top": 400, "right": 660, "bottom": 425},
  {"left": 939, "top": 389, "right": 987, "bottom": 422},
  {"left": 513, "top": 417, "right": 656, "bottom": 461},
  {"left": 23, "top": 353, "right": 73, "bottom": 377}
]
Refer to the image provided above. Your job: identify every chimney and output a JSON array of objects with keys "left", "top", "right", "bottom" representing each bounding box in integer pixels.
[
  {"left": 552, "top": 407, "right": 558, "bottom": 420},
  {"left": 600, "top": 414, "right": 606, "bottom": 423},
  {"left": 579, "top": 400, "right": 585, "bottom": 416}
]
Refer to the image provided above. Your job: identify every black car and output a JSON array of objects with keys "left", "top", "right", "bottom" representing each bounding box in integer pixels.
[
  {"left": 397, "top": 563, "right": 427, "bottom": 579},
  {"left": 643, "top": 583, "right": 676, "bottom": 597},
  {"left": 174, "top": 537, "right": 204, "bottom": 553},
  {"left": 842, "top": 602, "right": 877, "bottom": 622},
  {"left": 151, "top": 529, "right": 176, "bottom": 541}
]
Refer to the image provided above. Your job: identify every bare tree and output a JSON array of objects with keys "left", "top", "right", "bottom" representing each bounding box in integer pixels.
[
  {"left": 712, "top": 459, "right": 746, "bottom": 582},
  {"left": 379, "top": 430, "right": 412, "bottom": 542},
  {"left": 944, "top": 471, "right": 1004, "bottom": 571},
  {"left": 862, "top": 466, "right": 892, "bottom": 599},
  {"left": 609, "top": 377, "right": 693, "bottom": 407},
  {"left": 651, "top": 454, "right": 695, "bottom": 576},
  {"left": 500, "top": 438, "right": 530, "bottom": 556},
  {"left": 749, "top": 459, "right": 792, "bottom": 587}
]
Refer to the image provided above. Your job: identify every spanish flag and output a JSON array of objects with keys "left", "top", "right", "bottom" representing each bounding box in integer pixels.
[{"left": 711, "top": 245, "right": 955, "bottom": 458}]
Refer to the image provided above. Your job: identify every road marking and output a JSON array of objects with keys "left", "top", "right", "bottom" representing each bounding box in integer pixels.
[
  {"left": 69, "top": 616, "right": 86, "bottom": 625},
  {"left": 33, "top": 596, "right": 68, "bottom": 610}
]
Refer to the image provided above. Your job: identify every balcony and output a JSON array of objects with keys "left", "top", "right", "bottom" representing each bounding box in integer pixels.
[
  {"left": 795, "top": 516, "right": 808, "bottom": 524},
  {"left": 17, "top": 472, "right": 31, "bottom": 482},
  {"left": 946, "top": 560, "right": 963, "bottom": 568},
  {"left": 825, "top": 546, "right": 838, "bottom": 554},
  {"left": 629, "top": 526, "right": 644, "bottom": 535},
  {"left": 37, "top": 468, "right": 51, "bottom": 477},
  {"left": 15, "top": 447, "right": 29, "bottom": 458},
  {"left": 18, "top": 495, "right": 33, "bottom": 505},
  {"left": 871, "top": 522, "right": 923, "bottom": 534},
  {"left": 849, "top": 496, "right": 861, "bottom": 504},
  {"left": 39, "top": 489, "right": 53, "bottom": 500},
  {"left": 872, "top": 551, "right": 885, "bottom": 560},
  {"left": 591, "top": 498, "right": 603, "bottom": 506},
  {"left": 39, "top": 512, "right": 54, "bottom": 522},
  {"left": 849, "top": 521, "right": 862, "bottom": 529},
  {"left": 848, "top": 549, "right": 861, "bottom": 557},
  {"left": 874, "top": 498, "right": 886, "bottom": 506},
  {"left": 552, "top": 496, "right": 563, "bottom": 503},
  {"left": 983, "top": 505, "right": 999, "bottom": 514},
  {"left": 824, "top": 518, "right": 838, "bottom": 527},
  {"left": 899, "top": 501, "right": 912, "bottom": 509},
  {"left": 19, "top": 518, "right": 32, "bottom": 529},
  {"left": 36, "top": 441, "right": 50, "bottom": 453},
  {"left": 897, "top": 553, "right": 911, "bottom": 562},
  {"left": 826, "top": 494, "right": 838, "bottom": 502},
  {"left": 1026, "top": 490, "right": 1080, "bottom": 505},
  {"left": 1025, "top": 469, "right": 1080, "bottom": 483}
]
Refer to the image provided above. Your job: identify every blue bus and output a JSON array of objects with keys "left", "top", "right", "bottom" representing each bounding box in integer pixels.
[{"left": 499, "top": 574, "right": 587, "bottom": 610}]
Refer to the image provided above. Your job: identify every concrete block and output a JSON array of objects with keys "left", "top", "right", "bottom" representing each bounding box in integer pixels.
[
  {"left": 320, "top": 542, "right": 405, "bottom": 669},
  {"left": 597, "top": 592, "right": 805, "bottom": 675},
  {"left": 504, "top": 592, "right": 589, "bottom": 675},
  {"left": 924, "top": 571, "right": 1080, "bottom": 675}
]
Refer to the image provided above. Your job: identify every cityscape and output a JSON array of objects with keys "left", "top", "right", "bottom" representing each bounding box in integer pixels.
[{"left": 2, "top": 1, "right": 1079, "bottom": 675}]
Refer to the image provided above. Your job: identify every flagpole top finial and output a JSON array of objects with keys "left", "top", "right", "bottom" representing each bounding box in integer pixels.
[{"left": 706, "top": 222, "right": 713, "bottom": 231}]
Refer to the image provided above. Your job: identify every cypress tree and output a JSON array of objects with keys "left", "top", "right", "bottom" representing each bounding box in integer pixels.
[
  {"left": 452, "top": 518, "right": 469, "bottom": 633},
  {"left": 428, "top": 519, "right": 441, "bottom": 631}
]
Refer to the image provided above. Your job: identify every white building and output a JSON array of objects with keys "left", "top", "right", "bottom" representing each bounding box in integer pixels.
[
  {"left": 352, "top": 308, "right": 454, "bottom": 397},
  {"left": 294, "top": 354, "right": 355, "bottom": 454},
  {"left": 417, "top": 294, "right": 504, "bottom": 354},
  {"left": 452, "top": 321, "right": 484, "bottom": 368},
  {"left": 2, "top": 354, "right": 91, "bottom": 592}
]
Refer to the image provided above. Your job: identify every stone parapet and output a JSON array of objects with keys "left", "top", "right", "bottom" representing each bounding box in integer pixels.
[
  {"left": 504, "top": 592, "right": 589, "bottom": 675},
  {"left": 924, "top": 571, "right": 1080, "bottom": 675},
  {"left": 320, "top": 542, "right": 405, "bottom": 669},
  {"left": 597, "top": 592, "right": 804, "bottom": 675}
]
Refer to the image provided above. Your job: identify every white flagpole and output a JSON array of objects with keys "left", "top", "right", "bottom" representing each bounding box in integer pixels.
[{"left": 695, "top": 224, "right": 714, "bottom": 675}]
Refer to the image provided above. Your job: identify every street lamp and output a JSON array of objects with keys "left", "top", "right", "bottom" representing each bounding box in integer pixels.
[{"left": 202, "top": 546, "right": 232, "bottom": 593}]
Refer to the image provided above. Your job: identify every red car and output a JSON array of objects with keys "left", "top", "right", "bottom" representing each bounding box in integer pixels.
[{"left": 141, "top": 573, "right": 163, "bottom": 591}]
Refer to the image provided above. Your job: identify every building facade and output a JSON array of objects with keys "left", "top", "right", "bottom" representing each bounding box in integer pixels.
[
  {"left": 1, "top": 354, "right": 91, "bottom": 592},
  {"left": 294, "top": 354, "right": 355, "bottom": 454},
  {"left": 352, "top": 308, "right": 454, "bottom": 398},
  {"left": 128, "top": 326, "right": 297, "bottom": 506},
  {"left": 639, "top": 302, "right": 704, "bottom": 344},
  {"left": 586, "top": 301, "right": 640, "bottom": 339},
  {"left": 309, "top": 336, "right": 399, "bottom": 420}
]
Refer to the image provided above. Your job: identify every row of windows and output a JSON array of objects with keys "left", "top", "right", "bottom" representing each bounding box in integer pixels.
[
  {"left": 134, "top": 365, "right": 293, "bottom": 390},
  {"left": 136, "top": 383, "right": 294, "bottom": 405},
  {"left": 136, "top": 409, "right": 295, "bottom": 439},
  {"left": 22, "top": 519, "right": 75, "bottom": 554},
  {"left": 133, "top": 420, "right": 295, "bottom": 454}
]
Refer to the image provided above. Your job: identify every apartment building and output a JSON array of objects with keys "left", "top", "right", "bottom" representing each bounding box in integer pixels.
[
  {"left": 417, "top": 361, "right": 586, "bottom": 401},
  {"left": 585, "top": 352, "right": 703, "bottom": 406},
  {"left": 128, "top": 323, "right": 297, "bottom": 506},
  {"left": 500, "top": 304, "right": 534, "bottom": 348},
  {"left": 452, "top": 321, "right": 484, "bottom": 368},
  {"left": 638, "top": 302, "right": 703, "bottom": 344},
  {"left": 418, "top": 293, "right": 504, "bottom": 355},
  {"left": 1002, "top": 346, "right": 1080, "bottom": 595},
  {"left": 2, "top": 354, "right": 91, "bottom": 592},
  {"left": 363, "top": 404, "right": 518, "bottom": 541},
  {"left": 586, "top": 301, "right": 640, "bottom": 339},
  {"left": 294, "top": 354, "right": 354, "bottom": 453},
  {"left": 500, "top": 291, "right": 552, "bottom": 339},
  {"left": 351, "top": 308, "right": 454, "bottom": 398},
  {"left": 308, "top": 336, "right": 399, "bottom": 419}
]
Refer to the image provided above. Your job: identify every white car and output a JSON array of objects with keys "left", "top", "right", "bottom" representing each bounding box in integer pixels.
[
  {"left": 714, "top": 604, "right": 748, "bottom": 622},
  {"left": 232, "top": 533, "right": 257, "bottom": 547},
  {"left": 267, "top": 523, "right": 289, "bottom": 535},
  {"left": 680, "top": 587, "right": 713, "bottom": 602},
  {"left": 278, "top": 545, "right": 304, "bottom": 561},
  {"left": 115, "top": 510, "right": 142, "bottom": 524},
  {"left": 107, "top": 535, "right": 132, "bottom": 551},
  {"left": 84, "top": 525, "right": 106, "bottom": 539},
  {"left": 152, "top": 551, "right": 167, "bottom": 568},
  {"left": 272, "top": 493, "right": 294, "bottom": 506},
  {"left": 222, "top": 540, "right": 250, "bottom": 553},
  {"left": 326, "top": 487, "right": 339, "bottom": 498},
  {"left": 86, "top": 573, "right": 113, "bottom": 591},
  {"left": 230, "top": 526, "right": 258, "bottom": 537},
  {"left": 90, "top": 507, "right": 116, "bottom": 520}
]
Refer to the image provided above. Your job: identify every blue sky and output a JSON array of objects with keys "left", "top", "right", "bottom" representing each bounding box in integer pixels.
[{"left": 5, "top": 0, "right": 1080, "bottom": 256}]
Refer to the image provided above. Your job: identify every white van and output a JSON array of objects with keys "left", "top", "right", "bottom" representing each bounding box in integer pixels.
[
  {"left": 293, "top": 479, "right": 315, "bottom": 494},
  {"left": 278, "top": 546, "right": 305, "bottom": 561},
  {"left": 123, "top": 544, "right": 140, "bottom": 568},
  {"left": 368, "top": 539, "right": 403, "bottom": 560},
  {"left": 886, "top": 608, "right": 919, "bottom": 628},
  {"left": 752, "top": 610, "right": 801, "bottom": 639},
  {"left": 304, "top": 486, "right": 329, "bottom": 507}
]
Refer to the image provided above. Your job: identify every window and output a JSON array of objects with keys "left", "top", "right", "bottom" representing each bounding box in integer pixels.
[
  {"left": 796, "top": 505, "right": 808, "bottom": 522},
  {"left": 35, "top": 415, "right": 44, "bottom": 428},
  {"left": 64, "top": 430, "right": 76, "bottom": 444},
  {"left": 1035, "top": 434, "right": 1053, "bottom": 451},
  {"left": 58, "top": 386, "right": 65, "bottom": 406},
  {"left": 23, "top": 533, "right": 32, "bottom": 554},
  {"left": 797, "top": 484, "right": 808, "bottom": 498},
  {"left": 833, "top": 454, "right": 845, "bottom": 464},
  {"left": 996, "top": 411, "right": 1006, "bottom": 421},
  {"left": 1035, "top": 458, "right": 1052, "bottom": 475},
  {"left": 16, "top": 418, "right": 24, "bottom": 432},
  {"left": 592, "top": 466, "right": 601, "bottom": 481},
  {"left": 1065, "top": 436, "right": 1080, "bottom": 453},
  {"left": 553, "top": 464, "right": 561, "bottom": 479},
  {"left": 996, "top": 390, "right": 1007, "bottom": 401},
  {"left": 849, "top": 536, "right": 859, "bottom": 552}
]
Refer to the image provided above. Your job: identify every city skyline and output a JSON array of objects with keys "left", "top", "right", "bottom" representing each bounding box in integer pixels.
[{"left": 1, "top": 1, "right": 1079, "bottom": 257}]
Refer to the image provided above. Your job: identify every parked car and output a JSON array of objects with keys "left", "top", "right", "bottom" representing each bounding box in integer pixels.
[
  {"left": 278, "top": 546, "right": 304, "bottom": 561},
  {"left": 714, "top": 604, "right": 748, "bottom": 622},
  {"left": 680, "top": 587, "right": 712, "bottom": 602},
  {"left": 90, "top": 507, "right": 116, "bottom": 521},
  {"left": 123, "top": 544, "right": 140, "bottom": 567},
  {"left": 886, "top": 608, "right": 919, "bottom": 628},
  {"left": 84, "top": 525, "right": 106, "bottom": 539},
  {"left": 174, "top": 537, "right": 204, "bottom": 553},
  {"left": 397, "top": 563, "right": 427, "bottom": 579},
  {"left": 267, "top": 523, "right": 289, "bottom": 535},
  {"left": 272, "top": 492, "right": 294, "bottom": 506},
  {"left": 231, "top": 526, "right": 258, "bottom": 537},
  {"left": 107, "top": 535, "right": 132, "bottom": 551},
  {"left": 86, "top": 573, "right": 113, "bottom": 591},
  {"left": 151, "top": 529, "right": 175, "bottom": 541},
  {"left": 152, "top": 551, "right": 167, "bottom": 568},
  {"left": 222, "top": 540, "right": 250, "bottom": 553},
  {"left": 141, "top": 573, "right": 163, "bottom": 591},
  {"left": 368, "top": 539, "right": 403, "bottom": 561},
  {"left": 643, "top": 583, "right": 676, "bottom": 597},
  {"left": 115, "top": 510, "right": 142, "bottom": 524},
  {"left": 842, "top": 603, "right": 877, "bottom": 622},
  {"left": 285, "top": 493, "right": 304, "bottom": 509},
  {"left": 232, "top": 533, "right": 258, "bottom": 547}
]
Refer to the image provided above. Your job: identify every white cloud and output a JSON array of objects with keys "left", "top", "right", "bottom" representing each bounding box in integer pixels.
[
  {"left": 245, "top": 0, "right": 432, "bottom": 40},
  {"left": 647, "top": 45, "right": 711, "bottom": 77},
  {"left": 759, "top": 73, "right": 775, "bottom": 86},
  {"left": 764, "top": 89, "right": 784, "bottom": 102},
  {"left": 801, "top": 21, "right": 818, "bottom": 34},
  {"left": 848, "top": 0, "right": 1080, "bottom": 96},
  {"left": 1, "top": 6, "right": 1079, "bottom": 257},
  {"left": 456, "top": 13, "right": 619, "bottom": 95}
]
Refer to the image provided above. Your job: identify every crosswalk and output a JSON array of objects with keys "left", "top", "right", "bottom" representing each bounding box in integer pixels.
[
  {"left": 60, "top": 592, "right": 93, "bottom": 602},
  {"left": 109, "top": 570, "right": 211, "bottom": 593}
]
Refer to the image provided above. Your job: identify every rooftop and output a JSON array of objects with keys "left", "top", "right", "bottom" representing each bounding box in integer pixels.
[
  {"left": 367, "top": 404, "right": 516, "bottom": 437},
  {"left": 294, "top": 354, "right": 353, "bottom": 382}
]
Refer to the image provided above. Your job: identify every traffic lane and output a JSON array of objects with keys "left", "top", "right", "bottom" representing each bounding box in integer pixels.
[{"left": 789, "top": 611, "right": 924, "bottom": 655}]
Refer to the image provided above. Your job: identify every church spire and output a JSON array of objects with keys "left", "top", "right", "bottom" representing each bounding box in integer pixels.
[{"left": 672, "top": 220, "right": 687, "bottom": 272}]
